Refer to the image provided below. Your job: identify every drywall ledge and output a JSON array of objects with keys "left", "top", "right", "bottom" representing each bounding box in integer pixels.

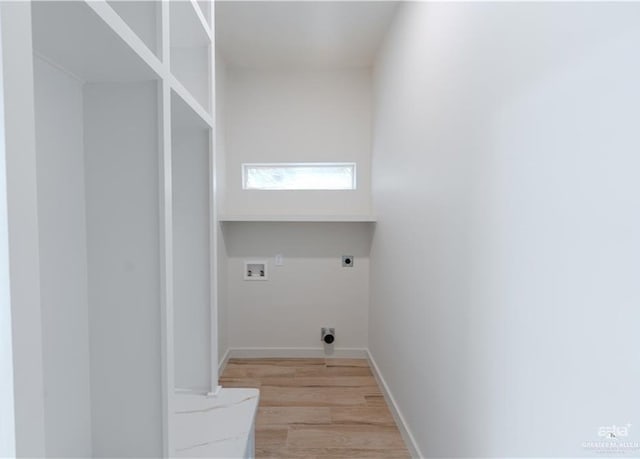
[{"left": 219, "top": 215, "right": 376, "bottom": 223}]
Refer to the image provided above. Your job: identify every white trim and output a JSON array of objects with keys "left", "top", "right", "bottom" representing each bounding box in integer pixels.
[
  {"left": 367, "top": 349, "right": 423, "bottom": 459},
  {"left": 159, "top": 4, "right": 173, "bottom": 457},
  {"left": 0, "top": 6, "right": 16, "bottom": 454},
  {"left": 227, "top": 347, "right": 368, "bottom": 360},
  {"left": 218, "top": 348, "right": 231, "bottom": 376}
]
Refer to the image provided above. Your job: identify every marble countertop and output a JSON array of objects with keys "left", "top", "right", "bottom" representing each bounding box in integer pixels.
[{"left": 172, "top": 388, "right": 260, "bottom": 457}]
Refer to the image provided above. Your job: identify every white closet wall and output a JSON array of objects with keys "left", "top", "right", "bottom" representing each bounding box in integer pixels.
[
  {"left": 172, "top": 95, "right": 212, "bottom": 392},
  {"left": 84, "top": 82, "right": 162, "bottom": 456},
  {"left": 34, "top": 57, "right": 92, "bottom": 457},
  {"left": 34, "top": 49, "right": 164, "bottom": 459}
]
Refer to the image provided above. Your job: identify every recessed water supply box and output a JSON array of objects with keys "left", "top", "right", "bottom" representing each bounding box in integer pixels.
[{"left": 244, "top": 260, "right": 268, "bottom": 280}]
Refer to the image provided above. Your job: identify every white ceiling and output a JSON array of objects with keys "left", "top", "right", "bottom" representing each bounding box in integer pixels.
[{"left": 215, "top": 1, "right": 399, "bottom": 69}]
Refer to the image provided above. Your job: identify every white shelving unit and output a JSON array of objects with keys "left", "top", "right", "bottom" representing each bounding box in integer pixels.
[{"left": 1, "top": 1, "right": 222, "bottom": 457}]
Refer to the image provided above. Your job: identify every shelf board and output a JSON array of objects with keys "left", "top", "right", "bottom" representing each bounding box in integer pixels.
[
  {"left": 106, "top": 1, "right": 161, "bottom": 59},
  {"left": 195, "top": 0, "right": 212, "bottom": 29},
  {"left": 191, "top": 0, "right": 212, "bottom": 38},
  {"left": 219, "top": 215, "right": 377, "bottom": 223},
  {"left": 171, "top": 89, "right": 211, "bottom": 132},
  {"left": 32, "top": 1, "right": 162, "bottom": 83},
  {"left": 169, "top": 75, "right": 213, "bottom": 129}
]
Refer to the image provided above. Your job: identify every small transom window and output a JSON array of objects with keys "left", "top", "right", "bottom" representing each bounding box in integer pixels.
[{"left": 242, "top": 163, "right": 356, "bottom": 190}]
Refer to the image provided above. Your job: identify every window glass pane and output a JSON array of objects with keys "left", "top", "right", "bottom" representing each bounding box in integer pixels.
[{"left": 243, "top": 163, "right": 356, "bottom": 190}]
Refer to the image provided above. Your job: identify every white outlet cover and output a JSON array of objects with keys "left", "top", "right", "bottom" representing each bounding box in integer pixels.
[{"left": 275, "top": 254, "right": 283, "bottom": 266}]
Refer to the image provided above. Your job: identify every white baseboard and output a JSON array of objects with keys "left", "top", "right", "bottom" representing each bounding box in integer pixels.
[
  {"left": 367, "top": 349, "right": 423, "bottom": 459},
  {"left": 218, "top": 348, "right": 231, "bottom": 375},
  {"left": 226, "top": 347, "right": 369, "bottom": 359}
]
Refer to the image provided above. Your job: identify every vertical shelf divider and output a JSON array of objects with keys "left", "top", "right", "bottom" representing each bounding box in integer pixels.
[
  {"left": 209, "top": 0, "right": 219, "bottom": 391},
  {"left": 159, "top": 1, "right": 174, "bottom": 457}
]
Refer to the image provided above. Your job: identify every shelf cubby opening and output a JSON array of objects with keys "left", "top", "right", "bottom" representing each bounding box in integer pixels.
[
  {"left": 170, "top": 0, "right": 212, "bottom": 113},
  {"left": 171, "top": 90, "right": 213, "bottom": 393},
  {"left": 32, "top": 1, "right": 160, "bottom": 83},
  {"left": 31, "top": 2, "right": 163, "bottom": 456},
  {"left": 196, "top": 0, "right": 212, "bottom": 28},
  {"left": 107, "top": 0, "right": 162, "bottom": 59}
]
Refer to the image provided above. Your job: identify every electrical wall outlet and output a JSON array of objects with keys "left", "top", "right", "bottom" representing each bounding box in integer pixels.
[
  {"left": 244, "top": 260, "right": 268, "bottom": 280},
  {"left": 342, "top": 255, "right": 354, "bottom": 267}
]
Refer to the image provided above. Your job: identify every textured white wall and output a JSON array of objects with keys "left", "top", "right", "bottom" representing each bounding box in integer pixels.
[
  {"left": 224, "top": 69, "right": 372, "bottom": 217},
  {"left": 370, "top": 3, "right": 640, "bottom": 457},
  {"left": 34, "top": 57, "right": 92, "bottom": 458},
  {"left": 225, "top": 222, "right": 370, "bottom": 352}
]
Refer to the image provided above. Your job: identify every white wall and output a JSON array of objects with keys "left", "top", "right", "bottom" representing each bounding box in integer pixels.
[
  {"left": 220, "top": 68, "right": 373, "bottom": 355},
  {"left": 370, "top": 3, "right": 640, "bottom": 457},
  {"left": 34, "top": 57, "right": 92, "bottom": 457},
  {"left": 225, "top": 222, "right": 370, "bottom": 353},
  {"left": 172, "top": 127, "right": 211, "bottom": 391},
  {"left": 84, "top": 82, "right": 162, "bottom": 457},
  {"left": 223, "top": 68, "right": 372, "bottom": 217}
]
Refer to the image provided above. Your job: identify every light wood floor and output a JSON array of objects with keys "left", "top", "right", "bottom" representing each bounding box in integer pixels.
[{"left": 220, "top": 358, "right": 410, "bottom": 459}]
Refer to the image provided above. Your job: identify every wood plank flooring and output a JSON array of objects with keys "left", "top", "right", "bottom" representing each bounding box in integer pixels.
[{"left": 220, "top": 358, "right": 410, "bottom": 459}]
